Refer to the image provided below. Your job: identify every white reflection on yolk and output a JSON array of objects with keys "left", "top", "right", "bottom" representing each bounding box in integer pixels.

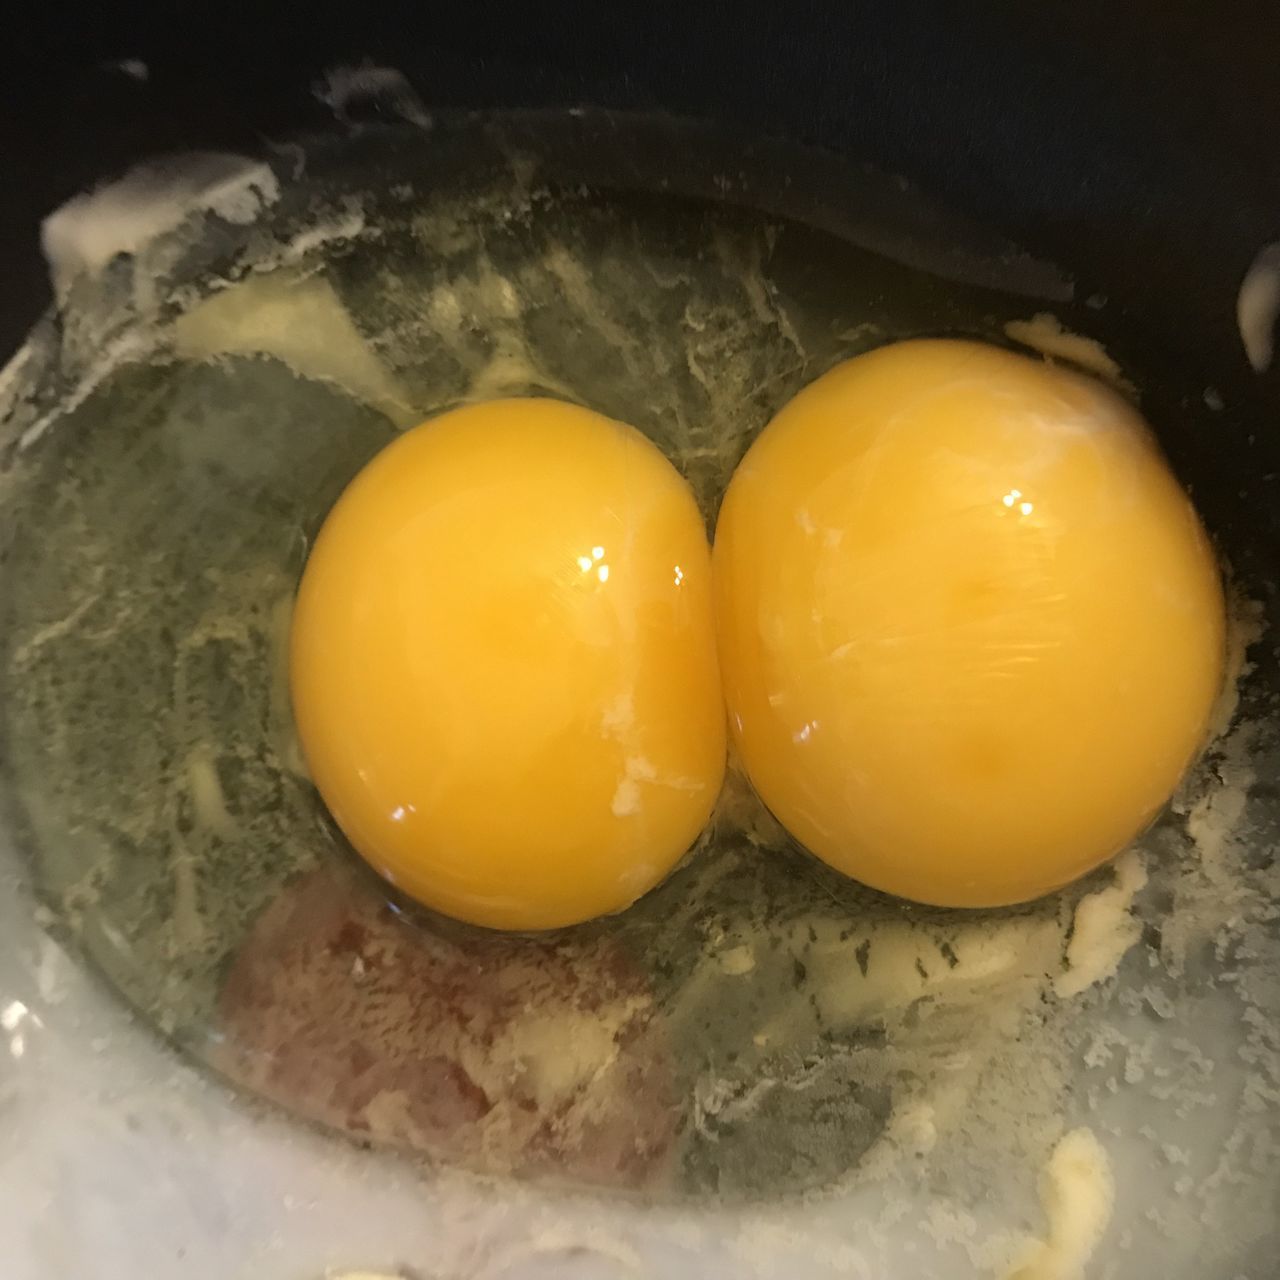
[{"left": 578, "top": 545, "right": 610, "bottom": 582}]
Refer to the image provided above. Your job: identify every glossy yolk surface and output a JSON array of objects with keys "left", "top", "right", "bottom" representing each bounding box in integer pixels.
[
  {"left": 291, "top": 398, "right": 725, "bottom": 930},
  {"left": 714, "top": 339, "right": 1226, "bottom": 907}
]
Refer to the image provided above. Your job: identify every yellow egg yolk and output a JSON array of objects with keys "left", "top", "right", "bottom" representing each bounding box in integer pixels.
[
  {"left": 291, "top": 398, "right": 726, "bottom": 930},
  {"left": 714, "top": 339, "right": 1225, "bottom": 908}
]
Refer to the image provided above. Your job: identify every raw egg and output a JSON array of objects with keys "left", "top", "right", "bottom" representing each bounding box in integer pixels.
[
  {"left": 714, "top": 339, "right": 1225, "bottom": 907},
  {"left": 291, "top": 398, "right": 725, "bottom": 930}
]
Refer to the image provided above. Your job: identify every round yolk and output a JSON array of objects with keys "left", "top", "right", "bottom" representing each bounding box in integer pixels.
[
  {"left": 291, "top": 398, "right": 726, "bottom": 931},
  {"left": 714, "top": 339, "right": 1226, "bottom": 908}
]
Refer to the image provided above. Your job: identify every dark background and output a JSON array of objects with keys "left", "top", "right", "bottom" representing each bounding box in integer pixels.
[{"left": 4, "top": 1, "right": 1279, "bottom": 376}]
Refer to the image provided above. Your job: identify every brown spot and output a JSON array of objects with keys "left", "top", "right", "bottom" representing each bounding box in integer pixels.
[{"left": 213, "top": 864, "right": 677, "bottom": 1189}]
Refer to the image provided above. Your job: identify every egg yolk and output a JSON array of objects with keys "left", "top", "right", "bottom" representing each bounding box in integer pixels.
[
  {"left": 714, "top": 339, "right": 1225, "bottom": 908},
  {"left": 290, "top": 398, "right": 725, "bottom": 931}
]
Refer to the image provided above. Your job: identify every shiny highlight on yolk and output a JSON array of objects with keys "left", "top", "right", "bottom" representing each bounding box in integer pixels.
[
  {"left": 290, "top": 398, "right": 726, "bottom": 931},
  {"left": 714, "top": 339, "right": 1226, "bottom": 908}
]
